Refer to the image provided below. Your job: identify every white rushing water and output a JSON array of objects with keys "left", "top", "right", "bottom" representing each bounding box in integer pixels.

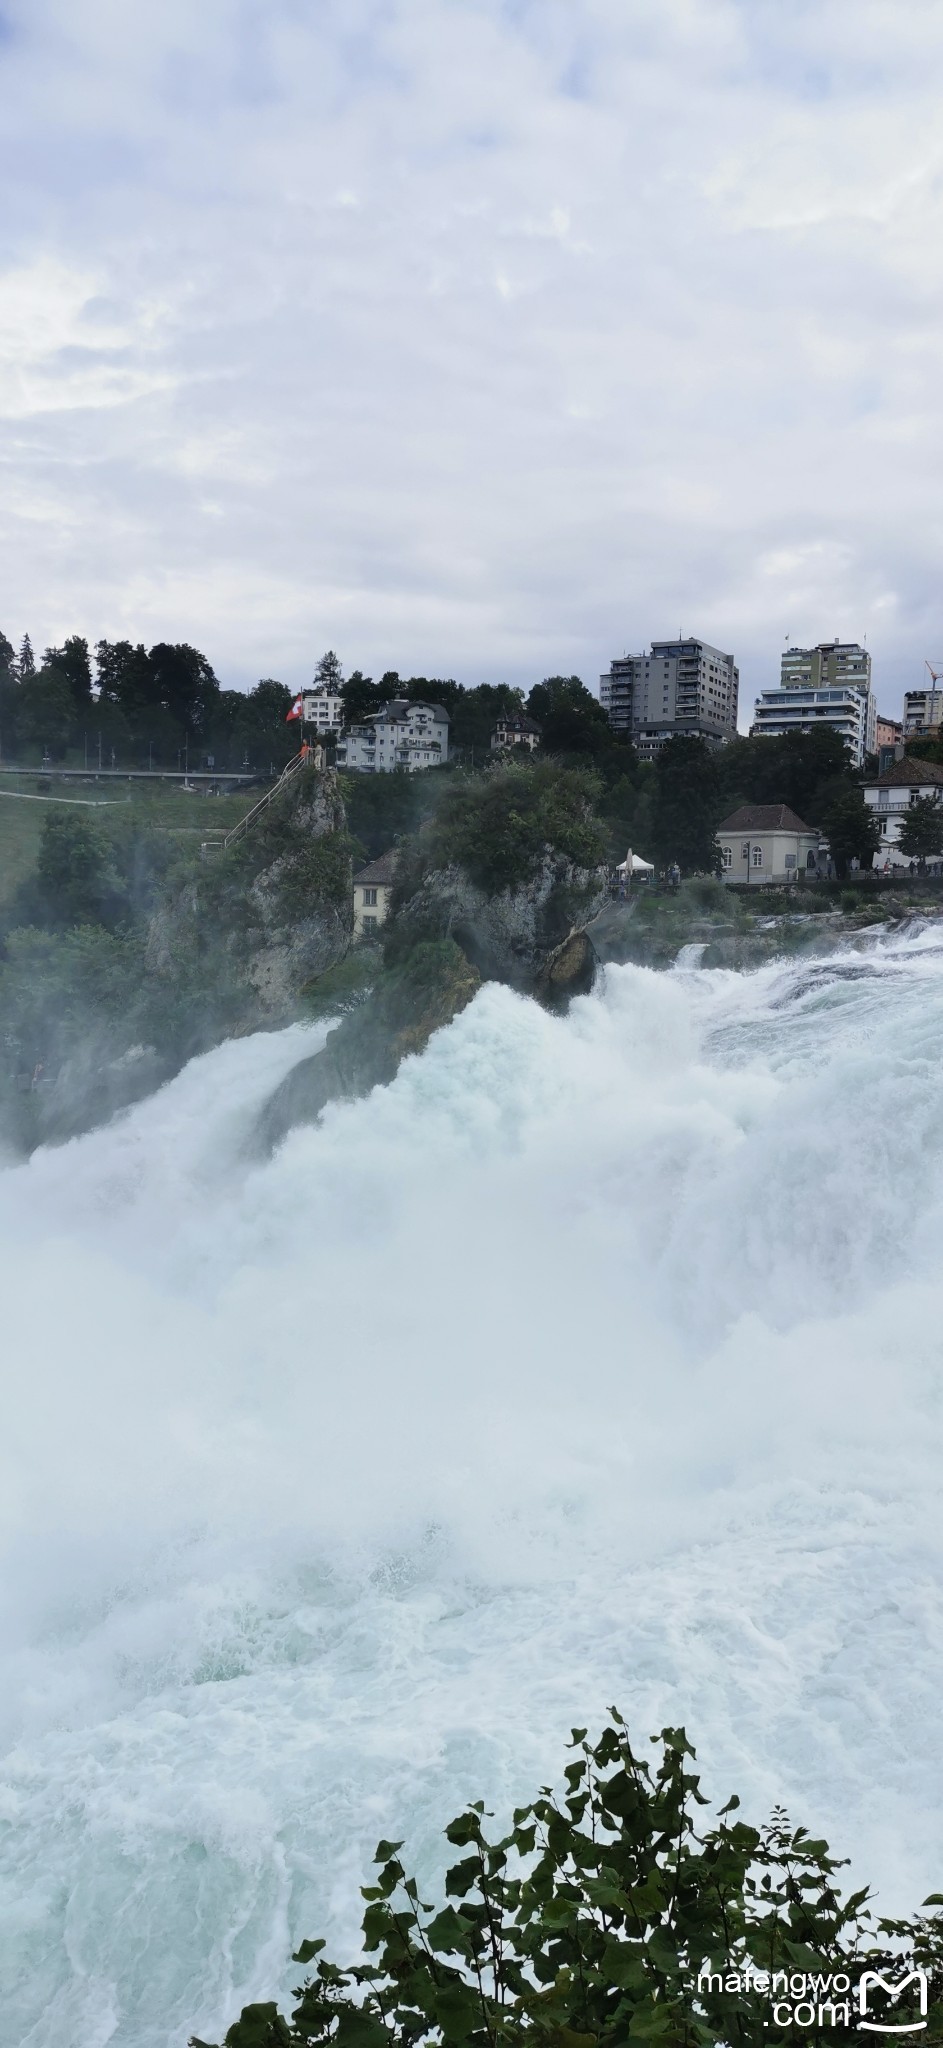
[{"left": 2, "top": 930, "right": 943, "bottom": 2047}]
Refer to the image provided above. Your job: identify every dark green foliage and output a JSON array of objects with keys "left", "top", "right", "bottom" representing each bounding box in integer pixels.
[
  {"left": 43, "top": 635, "right": 93, "bottom": 707},
  {"left": 341, "top": 767, "right": 449, "bottom": 862},
  {"left": 314, "top": 651, "right": 343, "bottom": 689},
  {"left": 32, "top": 811, "right": 127, "bottom": 928},
  {"left": 341, "top": 672, "right": 387, "bottom": 726},
  {"left": 429, "top": 762, "right": 606, "bottom": 891},
  {"left": 526, "top": 675, "right": 613, "bottom": 756},
  {"left": 717, "top": 729, "right": 850, "bottom": 826},
  {"left": 448, "top": 684, "right": 526, "bottom": 758},
  {"left": 12, "top": 667, "right": 76, "bottom": 756},
  {"left": 597, "top": 765, "right": 655, "bottom": 865},
  {"left": 651, "top": 737, "right": 722, "bottom": 874},
  {"left": 820, "top": 790, "right": 880, "bottom": 877},
  {"left": 192, "top": 1712, "right": 943, "bottom": 2048},
  {"left": 896, "top": 798, "right": 943, "bottom": 859},
  {"left": 0, "top": 924, "right": 143, "bottom": 1087},
  {"left": 17, "top": 633, "right": 34, "bottom": 678}
]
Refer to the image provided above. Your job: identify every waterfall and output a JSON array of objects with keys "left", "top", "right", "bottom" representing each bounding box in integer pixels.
[{"left": 2, "top": 930, "right": 942, "bottom": 2046}]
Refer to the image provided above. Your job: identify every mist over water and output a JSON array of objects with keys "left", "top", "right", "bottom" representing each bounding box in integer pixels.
[{"left": 3, "top": 931, "right": 943, "bottom": 2047}]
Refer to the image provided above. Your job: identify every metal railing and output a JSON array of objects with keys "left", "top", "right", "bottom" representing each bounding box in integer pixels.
[{"left": 220, "top": 749, "right": 311, "bottom": 851}]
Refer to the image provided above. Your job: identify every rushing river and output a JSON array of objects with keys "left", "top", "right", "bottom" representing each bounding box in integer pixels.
[{"left": 2, "top": 929, "right": 943, "bottom": 2046}]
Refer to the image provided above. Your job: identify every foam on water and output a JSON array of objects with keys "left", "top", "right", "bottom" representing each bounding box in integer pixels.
[{"left": 2, "top": 931, "right": 943, "bottom": 2046}]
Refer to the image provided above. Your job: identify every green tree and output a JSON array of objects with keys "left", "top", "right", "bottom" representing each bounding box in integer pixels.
[
  {"left": 17, "top": 632, "right": 34, "bottom": 679},
  {"left": 249, "top": 678, "right": 292, "bottom": 722},
  {"left": 14, "top": 668, "right": 75, "bottom": 757},
  {"left": 430, "top": 760, "right": 606, "bottom": 891},
  {"left": 34, "top": 811, "right": 126, "bottom": 927},
  {"left": 896, "top": 798, "right": 943, "bottom": 861},
  {"left": 526, "top": 675, "right": 613, "bottom": 756},
  {"left": 718, "top": 728, "right": 850, "bottom": 825},
  {"left": 313, "top": 650, "right": 343, "bottom": 689},
  {"left": 44, "top": 635, "right": 93, "bottom": 708},
  {"left": 191, "top": 1712, "right": 943, "bottom": 2048},
  {"left": 95, "top": 639, "right": 154, "bottom": 717},
  {"left": 651, "top": 735, "right": 722, "bottom": 873},
  {"left": 448, "top": 683, "right": 525, "bottom": 759},
  {"left": 821, "top": 789, "right": 880, "bottom": 877},
  {"left": 0, "top": 628, "right": 15, "bottom": 675},
  {"left": 147, "top": 642, "right": 220, "bottom": 740},
  {"left": 341, "top": 671, "right": 387, "bottom": 726}
]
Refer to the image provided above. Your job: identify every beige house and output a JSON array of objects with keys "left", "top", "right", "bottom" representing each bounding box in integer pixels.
[
  {"left": 352, "top": 848, "right": 397, "bottom": 937},
  {"left": 717, "top": 804, "right": 820, "bottom": 885}
]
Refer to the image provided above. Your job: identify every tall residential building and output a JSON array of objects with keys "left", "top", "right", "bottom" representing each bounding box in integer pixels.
[
  {"left": 780, "top": 640, "right": 871, "bottom": 692},
  {"left": 599, "top": 638, "right": 739, "bottom": 759},
  {"left": 903, "top": 687, "right": 943, "bottom": 738},
  {"left": 751, "top": 640, "right": 876, "bottom": 768}
]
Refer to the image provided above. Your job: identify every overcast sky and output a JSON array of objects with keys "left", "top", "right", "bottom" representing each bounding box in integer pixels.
[{"left": 2, "top": 0, "right": 943, "bottom": 718}]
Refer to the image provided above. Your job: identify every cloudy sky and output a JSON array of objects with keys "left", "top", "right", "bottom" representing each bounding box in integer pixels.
[{"left": 2, "top": 0, "right": 943, "bottom": 716}]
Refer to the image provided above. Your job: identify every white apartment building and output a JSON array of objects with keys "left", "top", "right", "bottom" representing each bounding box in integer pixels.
[
  {"left": 862, "top": 755, "right": 943, "bottom": 854},
  {"left": 599, "top": 638, "right": 739, "bottom": 758},
  {"left": 335, "top": 700, "right": 450, "bottom": 773},
  {"left": 751, "top": 683, "right": 876, "bottom": 767},
  {"left": 751, "top": 641, "right": 876, "bottom": 769},
  {"left": 302, "top": 686, "right": 345, "bottom": 733},
  {"left": 903, "top": 687, "right": 943, "bottom": 738}
]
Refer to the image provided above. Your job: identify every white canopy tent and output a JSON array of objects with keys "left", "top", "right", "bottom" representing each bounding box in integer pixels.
[{"left": 615, "top": 852, "right": 655, "bottom": 875}]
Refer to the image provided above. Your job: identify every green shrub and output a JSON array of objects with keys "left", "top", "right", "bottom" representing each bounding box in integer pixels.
[
  {"left": 191, "top": 1711, "right": 943, "bottom": 2048},
  {"left": 429, "top": 761, "right": 606, "bottom": 892}
]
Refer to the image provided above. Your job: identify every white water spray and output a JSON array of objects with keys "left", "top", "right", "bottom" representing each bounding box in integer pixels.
[{"left": 2, "top": 932, "right": 943, "bottom": 2047}]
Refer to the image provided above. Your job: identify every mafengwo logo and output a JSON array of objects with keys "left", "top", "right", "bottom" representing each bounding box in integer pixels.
[{"left": 858, "top": 1966, "right": 928, "bottom": 2034}]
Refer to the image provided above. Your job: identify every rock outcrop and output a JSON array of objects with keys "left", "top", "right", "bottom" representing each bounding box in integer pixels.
[
  {"left": 144, "top": 766, "right": 354, "bottom": 1046},
  {"left": 256, "top": 938, "right": 480, "bottom": 1151},
  {"left": 391, "top": 851, "right": 607, "bottom": 988}
]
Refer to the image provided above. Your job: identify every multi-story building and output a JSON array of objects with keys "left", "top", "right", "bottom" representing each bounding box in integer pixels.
[
  {"left": 302, "top": 686, "right": 345, "bottom": 734},
  {"left": 780, "top": 640, "right": 871, "bottom": 692},
  {"left": 751, "top": 641, "right": 875, "bottom": 768},
  {"left": 491, "top": 713, "right": 541, "bottom": 751},
  {"left": 875, "top": 715, "right": 903, "bottom": 752},
  {"left": 599, "top": 638, "right": 739, "bottom": 759},
  {"left": 903, "top": 687, "right": 943, "bottom": 738},
  {"left": 335, "top": 700, "right": 450, "bottom": 773},
  {"left": 863, "top": 755, "right": 943, "bottom": 859}
]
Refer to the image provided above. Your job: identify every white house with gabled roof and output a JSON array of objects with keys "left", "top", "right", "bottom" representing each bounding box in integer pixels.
[{"left": 336, "top": 700, "right": 450, "bottom": 773}]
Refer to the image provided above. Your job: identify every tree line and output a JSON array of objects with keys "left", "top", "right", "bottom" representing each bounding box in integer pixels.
[{"left": 0, "top": 632, "right": 910, "bottom": 872}]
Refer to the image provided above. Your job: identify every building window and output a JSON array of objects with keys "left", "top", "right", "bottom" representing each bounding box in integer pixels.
[
  {"left": 362, "top": 887, "right": 378, "bottom": 906},
  {"left": 362, "top": 914, "right": 376, "bottom": 929},
  {"left": 751, "top": 846, "right": 763, "bottom": 867},
  {"left": 784, "top": 853, "right": 796, "bottom": 868}
]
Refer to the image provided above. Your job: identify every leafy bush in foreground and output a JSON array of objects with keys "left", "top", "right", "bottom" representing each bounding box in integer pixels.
[{"left": 191, "top": 1713, "right": 943, "bottom": 2047}]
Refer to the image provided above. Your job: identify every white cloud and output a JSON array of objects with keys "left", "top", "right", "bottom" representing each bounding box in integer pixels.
[{"left": 0, "top": 0, "right": 942, "bottom": 709}]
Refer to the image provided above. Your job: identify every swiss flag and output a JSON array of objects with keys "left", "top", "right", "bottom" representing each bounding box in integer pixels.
[{"left": 286, "top": 695, "right": 303, "bottom": 722}]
